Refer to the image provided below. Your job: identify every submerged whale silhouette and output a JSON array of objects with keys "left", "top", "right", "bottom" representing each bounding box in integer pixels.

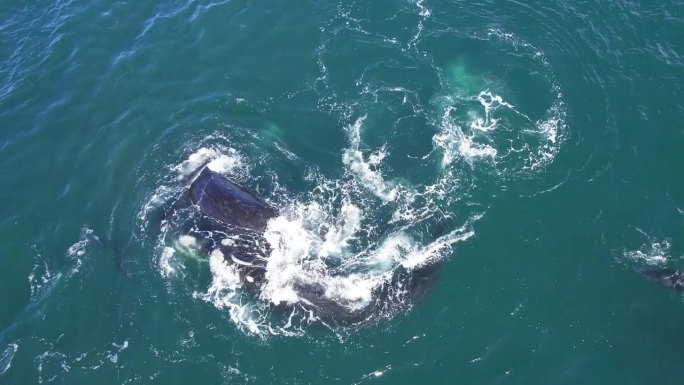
[
  {"left": 185, "top": 166, "right": 440, "bottom": 326},
  {"left": 640, "top": 268, "right": 684, "bottom": 292}
]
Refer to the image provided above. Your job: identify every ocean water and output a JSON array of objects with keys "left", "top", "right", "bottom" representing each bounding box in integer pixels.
[{"left": 1, "top": 0, "right": 684, "bottom": 383}]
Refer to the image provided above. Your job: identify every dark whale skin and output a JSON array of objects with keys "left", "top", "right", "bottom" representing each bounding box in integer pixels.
[
  {"left": 189, "top": 167, "right": 277, "bottom": 231},
  {"left": 641, "top": 268, "right": 684, "bottom": 292},
  {"left": 187, "top": 166, "right": 442, "bottom": 327}
]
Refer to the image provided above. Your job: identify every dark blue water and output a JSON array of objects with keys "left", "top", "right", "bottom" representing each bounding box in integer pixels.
[{"left": 1, "top": 1, "right": 683, "bottom": 383}]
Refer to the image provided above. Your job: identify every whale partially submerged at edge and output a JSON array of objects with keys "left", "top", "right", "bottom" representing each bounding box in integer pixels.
[
  {"left": 640, "top": 268, "right": 684, "bottom": 292},
  {"left": 184, "top": 166, "right": 440, "bottom": 326}
]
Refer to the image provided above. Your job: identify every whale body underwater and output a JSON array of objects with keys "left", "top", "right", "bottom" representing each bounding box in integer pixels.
[{"left": 179, "top": 166, "right": 441, "bottom": 326}]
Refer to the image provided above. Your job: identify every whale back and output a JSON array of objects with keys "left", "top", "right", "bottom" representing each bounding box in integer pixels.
[
  {"left": 186, "top": 166, "right": 443, "bottom": 328},
  {"left": 189, "top": 167, "right": 277, "bottom": 231}
]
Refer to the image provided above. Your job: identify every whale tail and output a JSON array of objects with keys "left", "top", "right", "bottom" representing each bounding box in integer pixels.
[{"left": 640, "top": 268, "right": 684, "bottom": 292}]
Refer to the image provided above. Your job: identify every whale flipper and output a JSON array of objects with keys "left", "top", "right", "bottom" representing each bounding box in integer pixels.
[
  {"left": 189, "top": 167, "right": 277, "bottom": 231},
  {"left": 640, "top": 268, "right": 684, "bottom": 292}
]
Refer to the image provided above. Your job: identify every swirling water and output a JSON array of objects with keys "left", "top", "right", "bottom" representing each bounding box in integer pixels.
[{"left": 1, "top": 0, "right": 683, "bottom": 383}]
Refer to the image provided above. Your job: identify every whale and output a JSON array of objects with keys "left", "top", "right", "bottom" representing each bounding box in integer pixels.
[
  {"left": 640, "top": 268, "right": 684, "bottom": 292},
  {"left": 183, "top": 166, "right": 441, "bottom": 326},
  {"left": 185, "top": 166, "right": 276, "bottom": 287},
  {"left": 189, "top": 166, "right": 277, "bottom": 231}
]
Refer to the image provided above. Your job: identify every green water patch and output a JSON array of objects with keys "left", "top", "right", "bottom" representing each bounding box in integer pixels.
[
  {"left": 443, "top": 59, "right": 486, "bottom": 97},
  {"left": 262, "top": 121, "right": 285, "bottom": 143}
]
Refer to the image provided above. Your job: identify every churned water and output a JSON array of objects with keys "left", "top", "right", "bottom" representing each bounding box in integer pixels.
[{"left": 1, "top": 1, "right": 683, "bottom": 384}]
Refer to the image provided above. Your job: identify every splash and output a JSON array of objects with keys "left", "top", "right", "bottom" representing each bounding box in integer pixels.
[
  {"left": 197, "top": 249, "right": 268, "bottom": 335},
  {"left": 171, "top": 146, "right": 243, "bottom": 179},
  {"left": 624, "top": 240, "right": 672, "bottom": 266},
  {"left": 145, "top": 114, "right": 482, "bottom": 336},
  {"left": 431, "top": 45, "right": 566, "bottom": 175},
  {"left": 342, "top": 115, "right": 400, "bottom": 201},
  {"left": 139, "top": 24, "right": 567, "bottom": 337}
]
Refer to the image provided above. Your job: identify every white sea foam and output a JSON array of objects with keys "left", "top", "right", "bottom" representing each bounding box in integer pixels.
[
  {"left": 624, "top": 240, "right": 672, "bottom": 265},
  {"left": 159, "top": 247, "right": 177, "bottom": 277},
  {"left": 35, "top": 338, "right": 130, "bottom": 381},
  {"left": 172, "top": 146, "right": 242, "bottom": 179},
  {"left": 250, "top": 114, "right": 481, "bottom": 327},
  {"left": 431, "top": 86, "right": 565, "bottom": 174},
  {"left": 178, "top": 235, "right": 197, "bottom": 249},
  {"left": 342, "top": 115, "right": 400, "bottom": 201},
  {"left": 139, "top": 185, "right": 175, "bottom": 225},
  {"left": 150, "top": 112, "right": 484, "bottom": 336},
  {"left": 106, "top": 340, "right": 129, "bottom": 365},
  {"left": 146, "top": 113, "right": 479, "bottom": 336},
  {"left": 409, "top": 0, "right": 432, "bottom": 48},
  {"left": 488, "top": 29, "right": 567, "bottom": 171},
  {"left": 66, "top": 227, "right": 101, "bottom": 276},
  {"left": 401, "top": 222, "right": 476, "bottom": 269},
  {"left": 198, "top": 249, "right": 266, "bottom": 335},
  {"left": 30, "top": 227, "right": 97, "bottom": 302},
  {"left": 319, "top": 202, "right": 362, "bottom": 258},
  {"left": 433, "top": 105, "right": 498, "bottom": 167},
  {"left": 0, "top": 343, "right": 18, "bottom": 376}
]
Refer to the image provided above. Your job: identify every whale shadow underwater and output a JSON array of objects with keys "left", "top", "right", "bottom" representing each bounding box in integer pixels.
[{"left": 174, "top": 166, "right": 442, "bottom": 327}]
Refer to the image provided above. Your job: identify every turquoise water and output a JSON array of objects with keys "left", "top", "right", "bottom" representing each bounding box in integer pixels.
[{"left": 2, "top": 0, "right": 684, "bottom": 383}]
